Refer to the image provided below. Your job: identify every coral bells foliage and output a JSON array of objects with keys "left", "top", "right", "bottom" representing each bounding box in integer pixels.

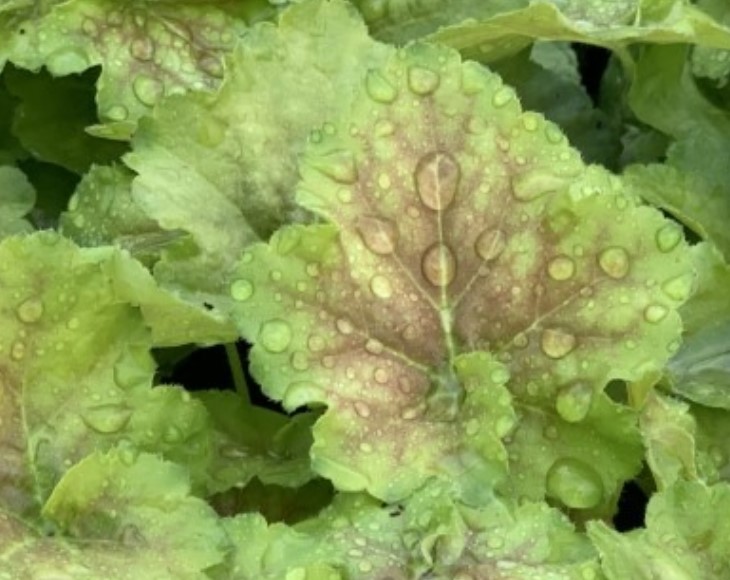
[{"left": 2, "top": 0, "right": 730, "bottom": 578}]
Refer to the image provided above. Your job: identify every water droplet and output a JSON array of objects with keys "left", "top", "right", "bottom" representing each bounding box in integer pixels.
[
  {"left": 555, "top": 382, "right": 593, "bottom": 423},
  {"left": 307, "top": 334, "right": 326, "bottom": 352},
  {"left": 401, "top": 405, "right": 424, "bottom": 420},
  {"left": 133, "top": 75, "right": 164, "bottom": 106},
  {"left": 492, "top": 87, "right": 514, "bottom": 108},
  {"left": 598, "top": 247, "right": 630, "bottom": 279},
  {"left": 644, "top": 304, "right": 669, "bottom": 324},
  {"left": 474, "top": 229, "right": 506, "bottom": 262},
  {"left": 10, "top": 341, "right": 25, "bottom": 361},
  {"left": 491, "top": 367, "right": 510, "bottom": 384},
  {"left": 290, "top": 351, "right": 309, "bottom": 371},
  {"left": 199, "top": 54, "right": 224, "bottom": 78},
  {"left": 661, "top": 273, "right": 694, "bottom": 301},
  {"left": 522, "top": 114, "right": 539, "bottom": 131},
  {"left": 359, "top": 442, "right": 373, "bottom": 454},
  {"left": 546, "top": 457, "right": 604, "bottom": 509},
  {"left": 540, "top": 328, "right": 577, "bottom": 359},
  {"left": 365, "top": 69, "right": 398, "bottom": 103},
  {"left": 415, "top": 151, "right": 460, "bottom": 211},
  {"left": 421, "top": 243, "right": 457, "bottom": 287},
  {"left": 46, "top": 47, "right": 90, "bottom": 72},
  {"left": 337, "top": 188, "right": 353, "bottom": 203},
  {"left": 258, "top": 319, "right": 292, "bottom": 353},
  {"left": 374, "top": 119, "right": 395, "bottom": 137},
  {"left": 407, "top": 65, "right": 440, "bottom": 95},
  {"left": 105, "top": 104, "right": 129, "bottom": 121},
  {"left": 365, "top": 339, "right": 384, "bottom": 355},
  {"left": 311, "top": 150, "right": 358, "bottom": 184},
  {"left": 370, "top": 274, "right": 393, "bottom": 299},
  {"left": 81, "top": 404, "right": 132, "bottom": 434},
  {"left": 230, "top": 279, "right": 254, "bottom": 301},
  {"left": 655, "top": 224, "right": 682, "bottom": 252},
  {"left": 356, "top": 216, "right": 398, "bottom": 255},
  {"left": 373, "top": 368, "right": 389, "bottom": 384},
  {"left": 16, "top": 298, "right": 44, "bottom": 323},
  {"left": 336, "top": 318, "right": 354, "bottom": 335},
  {"left": 130, "top": 37, "right": 155, "bottom": 61},
  {"left": 377, "top": 173, "right": 391, "bottom": 189},
  {"left": 465, "top": 418, "right": 480, "bottom": 436},
  {"left": 547, "top": 255, "right": 576, "bottom": 281},
  {"left": 66, "top": 317, "right": 80, "bottom": 330},
  {"left": 511, "top": 172, "right": 567, "bottom": 202},
  {"left": 544, "top": 425, "right": 559, "bottom": 439},
  {"left": 354, "top": 401, "right": 371, "bottom": 418}
]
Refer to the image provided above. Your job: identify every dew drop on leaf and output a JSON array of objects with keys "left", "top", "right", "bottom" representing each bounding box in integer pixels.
[
  {"left": 414, "top": 151, "right": 460, "bottom": 211},
  {"left": 230, "top": 279, "right": 254, "bottom": 302},
  {"left": 10, "top": 340, "right": 25, "bottom": 361},
  {"left": 311, "top": 150, "right": 358, "bottom": 184},
  {"left": 655, "top": 223, "right": 683, "bottom": 253},
  {"left": 354, "top": 401, "right": 371, "bottom": 418},
  {"left": 661, "top": 272, "right": 694, "bottom": 301},
  {"left": 258, "top": 319, "right": 293, "bottom": 353},
  {"left": 369, "top": 274, "right": 393, "bottom": 299},
  {"left": 290, "top": 351, "right": 310, "bottom": 371},
  {"left": 81, "top": 404, "right": 132, "bottom": 434},
  {"left": 130, "top": 37, "right": 155, "bottom": 61},
  {"left": 547, "top": 255, "right": 576, "bottom": 281},
  {"left": 597, "top": 247, "right": 630, "bottom": 279},
  {"left": 492, "top": 86, "right": 514, "bottom": 108},
  {"left": 540, "top": 328, "right": 577, "bottom": 359},
  {"left": 356, "top": 216, "right": 398, "bottom": 255},
  {"left": 421, "top": 243, "right": 457, "bottom": 287},
  {"left": 511, "top": 172, "right": 567, "bottom": 202},
  {"left": 16, "top": 297, "right": 44, "bottom": 323},
  {"left": 643, "top": 304, "right": 669, "bottom": 324},
  {"left": 407, "top": 65, "right": 440, "bottom": 95},
  {"left": 545, "top": 457, "right": 604, "bottom": 509},
  {"left": 365, "top": 69, "right": 398, "bottom": 103},
  {"left": 555, "top": 382, "right": 593, "bottom": 423},
  {"left": 474, "top": 229, "right": 506, "bottom": 262}
]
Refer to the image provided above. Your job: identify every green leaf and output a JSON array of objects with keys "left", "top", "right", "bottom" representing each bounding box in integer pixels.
[
  {"left": 230, "top": 43, "right": 691, "bottom": 504},
  {"left": 692, "top": 405, "right": 730, "bottom": 484},
  {"left": 589, "top": 481, "right": 730, "bottom": 579},
  {"left": 0, "top": 164, "right": 35, "bottom": 237}
]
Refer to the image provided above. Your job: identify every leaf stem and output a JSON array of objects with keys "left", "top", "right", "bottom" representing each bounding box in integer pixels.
[{"left": 225, "top": 342, "right": 249, "bottom": 403}]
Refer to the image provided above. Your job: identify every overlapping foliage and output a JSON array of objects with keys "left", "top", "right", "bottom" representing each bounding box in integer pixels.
[{"left": 2, "top": 0, "right": 730, "bottom": 578}]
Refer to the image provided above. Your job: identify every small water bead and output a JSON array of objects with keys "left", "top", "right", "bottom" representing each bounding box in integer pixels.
[
  {"left": 661, "top": 272, "right": 694, "bottom": 301},
  {"left": 373, "top": 368, "right": 389, "bottom": 384},
  {"left": 546, "top": 457, "right": 604, "bottom": 509},
  {"left": 365, "top": 339, "right": 384, "bottom": 355},
  {"left": 522, "top": 113, "right": 539, "bottom": 132},
  {"left": 290, "top": 351, "right": 310, "bottom": 371},
  {"left": 132, "top": 75, "right": 164, "bottom": 106},
  {"left": 356, "top": 216, "right": 398, "bottom": 255},
  {"left": 492, "top": 87, "right": 514, "bottom": 108},
  {"left": 414, "top": 151, "right": 460, "bottom": 211},
  {"left": 311, "top": 150, "right": 358, "bottom": 184},
  {"left": 359, "top": 442, "right": 373, "bottom": 454},
  {"left": 465, "top": 418, "right": 480, "bottom": 436},
  {"left": 474, "top": 228, "right": 506, "bottom": 262},
  {"left": 335, "top": 318, "right": 354, "bottom": 335},
  {"left": 10, "top": 341, "right": 25, "bottom": 361},
  {"left": 81, "top": 404, "right": 132, "bottom": 434},
  {"left": 16, "top": 298, "right": 44, "bottom": 323},
  {"left": 597, "top": 247, "right": 630, "bottom": 279},
  {"left": 421, "top": 243, "right": 457, "bottom": 287},
  {"left": 644, "top": 304, "right": 669, "bottom": 324},
  {"left": 354, "top": 401, "right": 371, "bottom": 418},
  {"left": 230, "top": 279, "right": 254, "bottom": 302},
  {"left": 407, "top": 65, "right": 440, "bottom": 95},
  {"left": 307, "top": 334, "right": 326, "bottom": 352},
  {"left": 547, "top": 255, "right": 576, "bottom": 281},
  {"left": 365, "top": 69, "right": 398, "bottom": 103},
  {"left": 655, "top": 224, "right": 683, "bottom": 252},
  {"left": 555, "top": 382, "right": 593, "bottom": 422},
  {"left": 258, "top": 319, "right": 292, "bottom": 353},
  {"left": 369, "top": 274, "right": 393, "bottom": 299},
  {"left": 511, "top": 172, "right": 567, "bottom": 202},
  {"left": 540, "top": 328, "right": 577, "bottom": 359},
  {"left": 374, "top": 119, "right": 395, "bottom": 137}
]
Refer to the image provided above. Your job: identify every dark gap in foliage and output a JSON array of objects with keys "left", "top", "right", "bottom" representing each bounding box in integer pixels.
[
  {"left": 658, "top": 209, "right": 704, "bottom": 246},
  {"left": 16, "top": 158, "right": 80, "bottom": 229},
  {"left": 572, "top": 43, "right": 612, "bottom": 104},
  {"left": 604, "top": 379, "right": 628, "bottom": 404},
  {"left": 613, "top": 479, "right": 649, "bottom": 531}
]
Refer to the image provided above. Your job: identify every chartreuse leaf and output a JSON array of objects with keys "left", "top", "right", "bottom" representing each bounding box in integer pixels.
[
  {"left": 224, "top": 481, "right": 601, "bottom": 579},
  {"left": 123, "top": 0, "right": 388, "bottom": 299},
  {"left": 0, "top": 165, "right": 35, "bottom": 238},
  {"left": 691, "top": 0, "right": 730, "bottom": 84},
  {"left": 588, "top": 481, "right": 730, "bottom": 579},
  {"left": 230, "top": 43, "right": 692, "bottom": 505},
  {"left": 1, "top": 0, "right": 245, "bottom": 133},
  {"left": 692, "top": 405, "right": 730, "bottom": 484}
]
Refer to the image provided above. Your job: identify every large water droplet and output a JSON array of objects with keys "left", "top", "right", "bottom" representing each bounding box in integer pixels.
[
  {"left": 415, "top": 151, "right": 460, "bottom": 211},
  {"left": 511, "top": 172, "right": 567, "bottom": 202},
  {"left": 598, "top": 247, "right": 630, "bottom": 279},
  {"left": 230, "top": 279, "right": 254, "bottom": 302},
  {"left": 130, "top": 37, "right": 155, "bottom": 61},
  {"left": 474, "top": 229, "right": 506, "bottom": 262},
  {"left": 258, "top": 319, "right": 293, "bottom": 353},
  {"left": 16, "top": 298, "right": 44, "bottom": 324},
  {"left": 540, "top": 328, "right": 577, "bottom": 359},
  {"left": 356, "top": 216, "right": 398, "bottom": 255},
  {"left": 132, "top": 75, "right": 164, "bottom": 106},
  {"left": 370, "top": 274, "right": 393, "bottom": 299},
  {"left": 81, "top": 404, "right": 132, "bottom": 434},
  {"left": 365, "top": 69, "right": 398, "bottom": 103},
  {"left": 407, "top": 66, "right": 440, "bottom": 95},
  {"left": 555, "top": 382, "right": 593, "bottom": 422},
  {"left": 661, "top": 273, "right": 694, "bottom": 302},
  {"left": 421, "top": 243, "right": 457, "bottom": 287},
  {"left": 547, "top": 255, "right": 576, "bottom": 281},
  {"left": 655, "top": 224, "right": 682, "bottom": 253},
  {"left": 546, "top": 457, "right": 604, "bottom": 509},
  {"left": 644, "top": 304, "right": 669, "bottom": 324},
  {"left": 492, "top": 87, "right": 514, "bottom": 108},
  {"left": 311, "top": 150, "right": 358, "bottom": 184}
]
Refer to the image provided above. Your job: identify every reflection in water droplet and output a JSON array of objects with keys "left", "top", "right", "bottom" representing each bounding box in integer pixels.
[
  {"left": 540, "top": 328, "right": 577, "bottom": 359},
  {"left": 17, "top": 298, "right": 44, "bottom": 323},
  {"left": 546, "top": 457, "right": 604, "bottom": 509},
  {"left": 474, "top": 229, "right": 506, "bottom": 262},
  {"left": 655, "top": 224, "right": 682, "bottom": 253},
  {"left": 356, "top": 216, "right": 398, "bottom": 255},
  {"left": 370, "top": 274, "right": 393, "bottom": 299},
  {"left": 230, "top": 279, "right": 254, "bottom": 302},
  {"left": 311, "top": 150, "right": 358, "bottom": 184},
  {"left": 415, "top": 151, "right": 460, "bottom": 211},
  {"left": 644, "top": 304, "right": 669, "bottom": 324},
  {"left": 555, "top": 382, "right": 593, "bottom": 422},
  {"left": 547, "top": 255, "right": 576, "bottom": 281},
  {"left": 421, "top": 243, "right": 457, "bottom": 287},
  {"left": 82, "top": 404, "right": 132, "bottom": 434},
  {"left": 597, "top": 247, "right": 630, "bottom": 279},
  {"left": 661, "top": 273, "right": 694, "bottom": 302},
  {"left": 407, "top": 66, "right": 440, "bottom": 95},
  {"left": 258, "top": 319, "right": 293, "bottom": 353},
  {"left": 365, "top": 69, "right": 398, "bottom": 103}
]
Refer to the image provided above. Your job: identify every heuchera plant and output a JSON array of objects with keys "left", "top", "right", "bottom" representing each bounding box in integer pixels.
[{"left": 2, "top": 0, "right": 730, "bottom": 578}]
